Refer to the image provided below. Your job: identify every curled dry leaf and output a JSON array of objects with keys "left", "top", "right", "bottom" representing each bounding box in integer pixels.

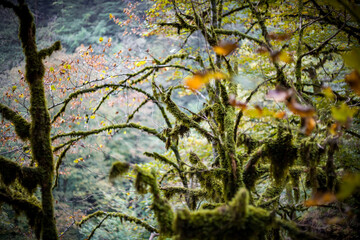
[
  {"left": 268, "top": 32, "right": 292, "bottom": 41},
  {"left": 213, "top": 41, "right": 238, "bottom": 56},
  {"left": 286, "top": 97, "right": 315, "bottom": 117},
  {"left": 345, "top": 70, "right": 360, "bottom": 95},
  {"left": 229, "top": 94, "right": 247, "bottom": 110}
]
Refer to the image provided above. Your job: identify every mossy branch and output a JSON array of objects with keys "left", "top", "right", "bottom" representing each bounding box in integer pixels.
[
  {"left": 53, "top": 144, "right": 72, "bottom": 190},
  {"left": 52, "top": 123, "right": 165, "bottom": 142},
  {"left": 144, "top": 152, "right": 180, "bottom": 172},
  {"left": 109, "top": 161, "right": 131, "bottom": 180},
  {"left": 0, "top": 155, "right": 41, "bottom": 194},
  {"left": 214, "top": 29, "right": 264, "bottom": 45},
  {"left": 0, "top": 103, "right": 30, "bottom": 140},
  {"left": 38, "top": 41, "right": 61, "bottom": 59},
  {"left": 126, "top": 98, "right": 149, "bottom": 123},
  {"left": 163, "top": 90, "right": 215, "bottom": 141},
  {"left": 76, "top": 210, "right": 158, "bottom": 233},
  {"left": 135, "top": 167, "right": 174, "bottom": 237},
  {"left": 160, "top": 186, "right": 207, "bottom": 200}
]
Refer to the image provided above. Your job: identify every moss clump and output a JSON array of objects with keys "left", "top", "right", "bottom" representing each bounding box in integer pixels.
[
  {"left": 0, "top": 103, "right": 30, "bottom": 141},
  {"left": 289, "top": 167, "right": 302, "bottom": 202},
  {"left": 109, "top": 161, "right": 130, "bottom": 180},
  {"left": 135, "top": 167, "right": 174, "bottom": 238},
  {"left": 174, "top": 188, "right": 275, "bottom": 240},
  {"left": 267, "top": 128, "right": 297, "bottom": 184}
]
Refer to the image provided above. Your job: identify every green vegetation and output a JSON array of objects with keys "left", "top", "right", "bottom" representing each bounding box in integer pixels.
[{"left": 1, "top": 0, "right": 360, "bottom": 239}]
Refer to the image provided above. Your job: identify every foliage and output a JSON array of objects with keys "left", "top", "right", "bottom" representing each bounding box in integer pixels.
[{"left": 1, "top": 0, "right": 360, "bottom": 240}]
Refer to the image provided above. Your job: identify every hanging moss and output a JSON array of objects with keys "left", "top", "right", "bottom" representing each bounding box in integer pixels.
[
  {"left": 237, "top": 134, "right": 259, "bottom": 154},
  {"left": 0, "top": 156, "right": 41, "bottom": 194},
  {"left": 0, "top": 187, "right": 42, "bottom": 239},
  {"left": 173, "top": 188, "right": 276, "bottom": 240},
  {"left": 289, "top": 167, "right": 302, "bottom": 203},
  {"left": 109, "top": 161, "right": 130, "bottom": 181},
  {"left": 266, "top": 128, "right": 297, "bottom": 184},
  {"left": 0, "top": 103, "right": 30, "bottom": 141},
  {"left": 257, "top": 180, "right": 286, "bottom": 209}
]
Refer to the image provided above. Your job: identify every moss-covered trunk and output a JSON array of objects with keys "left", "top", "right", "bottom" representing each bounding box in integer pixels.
[{"left": 0, "top": 1, "right": 61, "bottom": 239}]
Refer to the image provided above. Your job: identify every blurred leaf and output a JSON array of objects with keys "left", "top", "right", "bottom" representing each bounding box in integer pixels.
[
  {"left": 331, "top": 102, "right": 357, "bottom": 125},
  {"left": 12, "top": 86, "right": 17, "bottom": 92},
  {"left": 109, "top": 13, "right": 114, "bottom": 19},
  {"left": 270, "top": 50, "right": 293, "bottom": 63},
  {"left": 336, "top": 174, "right": 360, "bottom": 201},
  {"left": 268, "top": 32, "right": 292, "bottom": 41},
  {"left": 274, "top": 111, "right": 286, "bottom": 119},
  {"left": 135, "top": 60, "right": 147, "bottom": 67},
  {"left": 345, "top": 70, "right": 360, "bottom": 95},
  {"left": 229, "top": 94, "right": 247, "bottom": 110},
  {"left": 304, "top": 192, "right": 337, "bottom": 207},
  {"left": 322, "top": 86, "right": 335, "bottom": 99},
  {"left": 301, "top": 117, "right": 316, "bottom": 135},
  {"left": 49, "top": 67, "right": 54, "bottom": 72},
  {"left": 286, "top": 97, "right": 315, "bottom": 117},
  {"left": 184, "top": 71, "right": 226, "bottom": 91},
  {"left": 212, "top": 41, "right": 238, "bottom": 56},
  {"left": 343, "top": 48, "right": 360, "bottom": 72},
  {"left": 99, "top": 37, "right": 104, "bottom": 43},
  {"left": 266, "top": 86, "right": 293, "bottom": 102}
]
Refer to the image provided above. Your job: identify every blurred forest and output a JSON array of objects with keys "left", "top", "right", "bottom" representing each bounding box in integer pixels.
[{"left": 0, "top": 0, "right": 360, "bottom": 240}]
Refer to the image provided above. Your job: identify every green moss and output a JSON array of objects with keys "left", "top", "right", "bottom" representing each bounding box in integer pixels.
[
  {"left": 289, "top": 167, "right": 302, "bottom": 202},
  {"left": 0, "top": 103, "right": 30, "bottom": 140},
  {"left": 135, "top": 167, "right": 174, "bottom": 238},
  {"left": 174, "top": 188, "right": 275, "bottom": 240},
  {"left": 109, "top": 161, "right": 130, "bottom": 180},
  {"left": 266, "top": 128, "right": 297, "bottom": 184}
]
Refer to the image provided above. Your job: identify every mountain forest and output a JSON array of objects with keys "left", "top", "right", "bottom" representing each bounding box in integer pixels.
[{"left": 1, "top": 0, "right": 360, "bottom": 239}]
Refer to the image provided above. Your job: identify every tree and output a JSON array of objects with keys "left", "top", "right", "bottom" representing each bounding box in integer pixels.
[
  {"left": 1, "top": 0, "right": 360, "bottom": 239},
  {"left": 0, "top": 0, "right": 61, "bottom": 239}
]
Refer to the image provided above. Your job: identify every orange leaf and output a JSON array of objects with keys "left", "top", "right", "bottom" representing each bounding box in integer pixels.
[
  {"left": 304, "top": 192, "right": 337, "bottom": 207},
  {"left": 301, "top": 117, "right": 316, "bottom": 135},
  {"left": 184, "top": 73, "right": 208, "bottom": 91},
  {"left": 229, "top": 94, "right": 247, "bottom": 110},
  {"left": 345, "top": 70, "right": 360, "bottom": 95},
  {"left": 274, "top": 111, "right": 286, "bottom": 119},
  {"left": 213, "top": 41, "right": 238, "bottom": 56}
]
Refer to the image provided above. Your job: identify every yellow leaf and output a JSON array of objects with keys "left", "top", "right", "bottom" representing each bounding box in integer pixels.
[
  {"left": 99, "top": 37, "right": 104, "bottom": 43},
  {"left": 109, "top": 13, "right": 114, "bottom": 19},
  {"left": 331, "top": 102, "right": 357, "bottom": 125},
  {"left": 184, "top": 73, "right": 207, "bottom": 91},
  {"left": 135, "top": 60, "right": 147, "bottom": 67},
  {"left": 12, "top": 86, "right": 17, "bottom": 92},
  {"left": 322, "top": 86, "right": 335, "bottom": 99},
  {"left": 90, "top": 115, "right": 96, "bottom": 119}
]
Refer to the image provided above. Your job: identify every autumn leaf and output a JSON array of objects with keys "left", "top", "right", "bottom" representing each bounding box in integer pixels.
[
  {"left": 342, "top": 47, "right": 360, "bottom": 73},
  {"left": 266, "top": 86, "right": 293, "bottom": 102},
  {"left": 268, "top": 32, "right": 292, "bottom": 41},
  {"left": 109, "top": 13, "right": 114, "bottom": 19},
  {"left": 301, "top": 117, "right": 316, "bottom": 135},
  {"left": 304, "top": 192, "right": 337, "bottom": 207},
  {"left": 331, "top": 102, "right": 357, "bottom": 125},
  {"left": 99, "top": 37, "right": 104, "bottom": 42},
  {"left": 213, "top": 41, "right": 238, "bottom": 56},
  {"left": 274, "top": 111, "right": 286, "bottom": 119},
  {"left": 345, "top": 70, "right": 360, "bottom": 95},
  {"left": 184, "top": 71, "right": 227, "bottom": 91},
  {"left": 322, "top": 86, "right": 335, "bottom": 99},
  {"left": 286, "top": 97, "right": 315, "bottom": 117},
  {"left": 270, "top": 50, "right": 294, "bottom": 63},
  {"left": 135, "top": 60, "right": 147, "bottom": 67},
  {"left": 229, "top": 94, "right": 247, "bottom": 110}
]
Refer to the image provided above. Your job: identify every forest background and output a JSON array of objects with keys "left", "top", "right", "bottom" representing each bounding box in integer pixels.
[{"left": 0, "top": 0, "right": 360, "bottom": 240}]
